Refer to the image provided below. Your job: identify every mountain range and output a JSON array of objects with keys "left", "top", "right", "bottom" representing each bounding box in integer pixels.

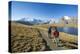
[
  {"left": 14, "top": 16, "right": 77, "bottom": 25},
  {"left": 15, "top": 17, "right": 54, "bottom": 25}
]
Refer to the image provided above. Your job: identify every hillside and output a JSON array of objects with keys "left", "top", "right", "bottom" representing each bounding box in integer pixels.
[
  {"left": 10, "top": 22, "right": 78, "bottom": 53},
  {"left": 10, "top": 22, "right": 51, "bottom": 53},
  {"left": 33, "top": 23, "right": 77, "bottom": 28}
]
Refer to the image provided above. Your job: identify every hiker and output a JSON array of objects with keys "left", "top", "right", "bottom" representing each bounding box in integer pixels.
[
  {"left": 48, "top": 26, "right": 52, "bottom": 38},
  {"left": 52, "top": 27, "right": 60, "bottom": 47}
]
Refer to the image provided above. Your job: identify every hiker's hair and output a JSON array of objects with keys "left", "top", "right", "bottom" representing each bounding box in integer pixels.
[{"left": 50, "top": 26, "right": 52, "bottom": 28}]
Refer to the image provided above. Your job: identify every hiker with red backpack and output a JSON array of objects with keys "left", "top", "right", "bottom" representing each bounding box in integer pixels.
[{"left": 51, "top": 27, "right": 60, "bottom": 47}]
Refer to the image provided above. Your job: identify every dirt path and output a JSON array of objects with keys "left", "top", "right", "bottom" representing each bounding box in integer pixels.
[{"left": 39, "top": 30, "right": 68, "bottom": 50}]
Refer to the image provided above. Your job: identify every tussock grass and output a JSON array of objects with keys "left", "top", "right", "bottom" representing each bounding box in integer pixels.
[
  {"left": 10, "top": 22, "right": 78, "bottom": 53},
  {"left": 11, "top": 22, "right": 50, "bottom": 52}
]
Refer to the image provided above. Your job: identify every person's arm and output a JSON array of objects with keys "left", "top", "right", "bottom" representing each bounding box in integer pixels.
[
  {"left": 50, "top": 31, "right": 52, "bottom": 38},
  {"left": 58, "top": 32, "right": 59, "bottom": 37},
  {"left": 52, "top": 31, "right": 54, "bottom": 38}
]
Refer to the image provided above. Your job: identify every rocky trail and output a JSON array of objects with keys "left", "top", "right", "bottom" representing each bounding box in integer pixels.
[{"left": 39, "top": 30, "right": 69, "bottom": 50}]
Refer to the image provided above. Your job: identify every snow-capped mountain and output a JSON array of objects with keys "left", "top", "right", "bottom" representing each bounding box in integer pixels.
[
  {"left": 59, "top": 16, "right": 77, "bottom": 24},
  {"left": 19, "top": 18, "right": 34, "bottom": 22},
  {"left": 19, "top": 18, "right": 42, "bottom": 23},
  {"left": 16, "top": 17, "right": 51, "bottom": 25},
  {"left": 63, "top": 16, "right": 70, "bottom": 20},
  {"left": 15, "top": 17, "right": 61, "bottom": 25}
]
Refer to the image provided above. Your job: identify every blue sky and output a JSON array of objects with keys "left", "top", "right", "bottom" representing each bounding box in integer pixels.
[{"left": 9, "top": 1, "right": 78, "bottom": 20}]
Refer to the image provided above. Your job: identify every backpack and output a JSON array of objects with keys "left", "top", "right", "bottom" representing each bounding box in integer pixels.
[{"left": 53, "top": 31, "right": 59, "bottom": 37}]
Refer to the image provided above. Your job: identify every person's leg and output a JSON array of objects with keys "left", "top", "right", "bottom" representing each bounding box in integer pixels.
[
  {"left": 55, "top": 38, "right": 57, "bottom": 46},
  {"left": 52, "top": 37, "right": 59, "bottom": 47},
  {"left": 53, "top": 37, "right": 56, "bottom": 43},
  {"left": 56, "top": 37, "right": 60, "bottom": 46},
  {"left": 48, "top": 33, "right": 51, "bottom": 38},
  {"left": 51, "top": 39, "right": 54, "bottom": 42}
]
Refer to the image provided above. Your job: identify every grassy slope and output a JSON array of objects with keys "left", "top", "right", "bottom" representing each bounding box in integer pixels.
[
  {"left": 33, "top": 24, "right": 78, "bottom": 44},
  {"left": 33, "top": 23, "right": 77, "bottom": 28},
  {"left": 11, "top": 22, "right": 51, "bottom": 52},
  {"left": 33, "top": 26, "right": 78, "bottom": 49},
  {"left": 10, "top": 22, "right": 78, "bottom": 53}
]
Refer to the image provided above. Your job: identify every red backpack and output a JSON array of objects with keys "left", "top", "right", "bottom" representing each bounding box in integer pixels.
[{"left": 53, "top": 31, "right": 59, "bottom": 37}]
